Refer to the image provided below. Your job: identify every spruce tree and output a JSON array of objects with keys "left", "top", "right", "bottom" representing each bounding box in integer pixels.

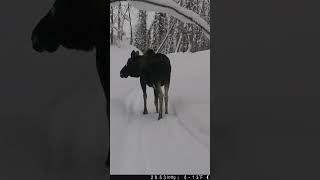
[
  {"left": 199, "top": 0, "right": 210, "bottom": 51},
  {"left": 134, "top": 10, "right": 147, "bottom": 52},
  {"left": 150, "top": 12, "right": 168, "bottom": 53}
]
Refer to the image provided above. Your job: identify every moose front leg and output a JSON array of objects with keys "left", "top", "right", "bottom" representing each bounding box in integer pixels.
[
  {"left": 140, "top": 80, "right": 148, "bottom": 114},
  {"left": 156, "top": 83, "right": 164, "bottom": 120},
  {"left": 153, "top": 88, "right": 159, "bottom": 113}
]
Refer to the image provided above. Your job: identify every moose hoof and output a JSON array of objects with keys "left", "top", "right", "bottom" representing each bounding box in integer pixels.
[
  {"left": 158, "top": 115, "right": 162, "bottom": 120},
  {"left": 165, "top": 111, "right": 168, "bottom": 114},
  {"left": 143, "top": 110, "right": 148, "bottom": 114}
]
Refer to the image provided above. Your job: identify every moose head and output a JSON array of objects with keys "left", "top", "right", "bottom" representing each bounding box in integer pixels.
[{"left": 120, "top": 50, "right": 141, "bottom": 78}]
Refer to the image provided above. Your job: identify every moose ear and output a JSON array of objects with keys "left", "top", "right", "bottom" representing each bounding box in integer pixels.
[
  {"left": 135, "top": 51, "right": 140, "bottom": 56},
  {"left": 131, "top": 50, "right": 136, "bottom": 58}
]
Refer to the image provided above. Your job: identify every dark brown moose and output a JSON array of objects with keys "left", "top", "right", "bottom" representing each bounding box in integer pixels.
[{"left": 120, "top": 49, "right": 171, "bottom": 120}]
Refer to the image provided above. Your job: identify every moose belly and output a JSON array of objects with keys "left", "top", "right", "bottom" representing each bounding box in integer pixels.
[{"left": 146, "top": 81, "right": 166, "bottom": 87}]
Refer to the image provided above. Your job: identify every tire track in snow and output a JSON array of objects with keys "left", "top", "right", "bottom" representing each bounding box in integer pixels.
[
  {"left": 116, "top": 87, "right": 148, "bottom": 174},
  {"left": 172, "top": 101, "right": 210, "bottom": 150},
  {"left": 120, "top": 87, "right": 209, "bottom": 174}
]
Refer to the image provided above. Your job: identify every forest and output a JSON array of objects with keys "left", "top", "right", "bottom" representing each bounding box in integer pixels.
[{"left": 110, "top": 0, "right": 210, "bottom": 53}]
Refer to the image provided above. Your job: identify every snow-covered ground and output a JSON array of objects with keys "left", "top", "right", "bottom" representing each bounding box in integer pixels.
[{"left": 110, "top": 42, "right": 210, "bottom": 174}]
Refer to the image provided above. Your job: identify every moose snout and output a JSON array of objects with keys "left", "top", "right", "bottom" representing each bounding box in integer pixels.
[
  {"left": 31, "top": 32, "right": 44, "bottom": 52},
  {"left": 120, "top": 72, "right": 128, "bottom": 78},
  {"left": 120, "top": 67, "right": 128, "bottom": 78},
  {"left": 32, "top": 43, "right": 45, "bottom": 52}
]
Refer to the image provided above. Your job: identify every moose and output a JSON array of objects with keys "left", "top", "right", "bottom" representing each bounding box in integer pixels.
[
  {"left": 31, "top": 0, "right": 109, "bottom": 170},
  {"left": 120, "top": 49, "right": 171, "bottom": 120}
]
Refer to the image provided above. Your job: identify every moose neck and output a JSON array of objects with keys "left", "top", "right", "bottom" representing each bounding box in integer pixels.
[{"left": 130, "top": 56, "right": 143, "bottom": 78}]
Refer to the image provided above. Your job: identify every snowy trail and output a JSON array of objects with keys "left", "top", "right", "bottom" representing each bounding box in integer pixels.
[
  {"left": 120, "top": 87, "right": 209, "bottom": 174},
  {"left": 110, "top": 42, "right": 210, "bottom": 174}
]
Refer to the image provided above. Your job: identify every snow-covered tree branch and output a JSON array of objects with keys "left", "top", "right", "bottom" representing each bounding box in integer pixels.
[{"left": 110, "top": 0, "right": 210, "bottom": 39}]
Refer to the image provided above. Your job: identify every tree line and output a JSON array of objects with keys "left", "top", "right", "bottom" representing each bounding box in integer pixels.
[{"left": 110, "top": 0, "right": 210, "bottom": 54}]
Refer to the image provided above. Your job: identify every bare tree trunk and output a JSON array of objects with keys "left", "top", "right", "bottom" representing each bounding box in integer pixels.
[
  {"left": 187, "top": 31, "right": 192, "bottom": 52},
  {"left": 118, "top": 5, "right": 130, "bottom": 43},
  {"left": 175, "top": 0, "right": 184, "bottom": 53},
  {"left": 193, "top": 0, "right": 200, "bottom": 52},
  {"left": 111, "top": 6, "right": 114, "bottom": 45},
  {"left": 156, "top": 20, "right": 176, "bottom": 53},
  {"left": 117, "top": 2, "right": 122, "bottom": 41},
  {"left": 128, "top": 4, "right": 133, "bottom": 45},
  {"left": 186, "top": 24, "right": 193, "bottom": 52},
  {"left": 175, "top": 33, "right": 182, "bottom": 53}
]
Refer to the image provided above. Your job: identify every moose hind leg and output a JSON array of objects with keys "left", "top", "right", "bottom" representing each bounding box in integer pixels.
[
  {"left": 157, "top": 83, "right": 164, "bottom": 120},
  {"left": 143, "top": 93, "right": 148, "bottom": 114},
  {"left": 141, "top": 81, "right": 148, "bottom": 114},
  {"left": 153, "top": 88, "right": 159, "bottom": 113},
  {"left": 164, "top": 82, "right": 169, "bottom": 114}
]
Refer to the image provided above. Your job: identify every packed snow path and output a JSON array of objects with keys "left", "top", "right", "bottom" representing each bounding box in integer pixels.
[{"left": 110, "top": 43, "right": 210, "bottom": 174}]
